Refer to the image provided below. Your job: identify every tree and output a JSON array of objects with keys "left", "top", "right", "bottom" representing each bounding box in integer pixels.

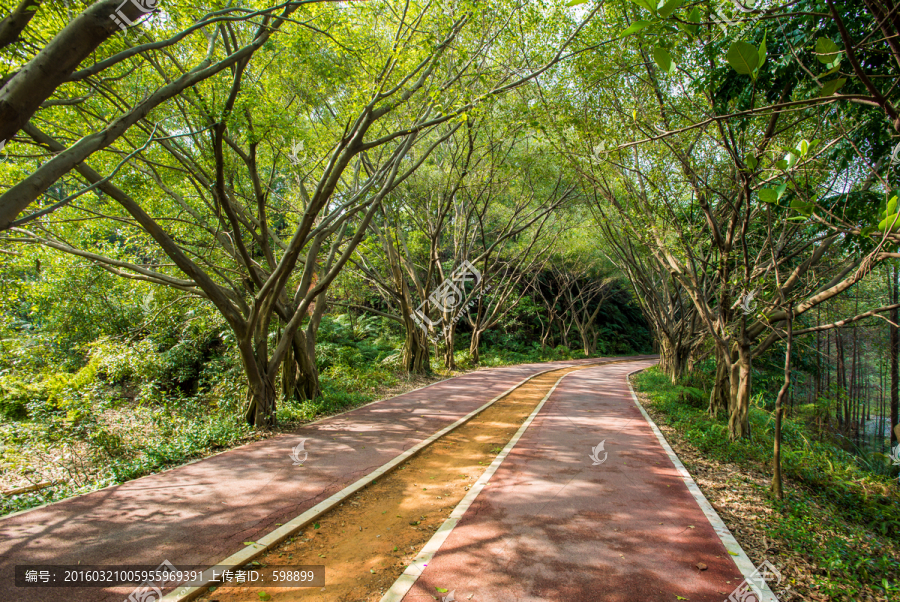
[{"left": 3, "top": 0, "right": 603, "bottom": 425}]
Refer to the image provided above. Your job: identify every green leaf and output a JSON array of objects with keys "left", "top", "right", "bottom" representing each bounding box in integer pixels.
[
  {"left": 726, "top": 41, "right": 760, "bottom": 77},
  {"left": 678, "top": 7, "right": 700, "bottom": 36},
  {"left": 436, "top": 587, "right": 449, "bottom": 593},
  {"left": 775, "top": 159, "right": 788, "bottom": 170},
  {"left": 879, "top": 213, "right": 900, "bottom": 232},
  {"left": 860, "top": 226, "right": 878, "bottom": 237},
  {"left": 776, "top": 182, "right": 788, "bottom": 199},
  {"left": 790, "top": 199, "right": 814, "bottom": 216},
  {"left": 886, "top": 195, "right": 898, "bottom": 217},
  {"left": 621, "top": 20, "right": 653, "bottom": 37},
  {"left": 653, "top": 46, "right": 675, "bottom": 74},
  {"left": 819, "top": 78, "right": 847, "bottom": 97},
  {"left": 258, "top": 593, "right": 271, "bottom": 601},
  {"left": 744, "top": 154, "right": 758, "bottom": 170},
  {"left": 630, "top": 0, "right": 658, "bottom": 12},
  {"left": 567, "top": 0, "right": 590, "bottom": 5},
  {"left": 815, "top": 38, "right": 841, "bottom": 64},
  {"left": 784, "top": 151, "right": 799, "bottom": 168},
  {"left": 758, "top": 189, "right": 778, "bottom": 203},
  {"left": 757, "top": 32, "right": 767, "bottom": 74},
  {"left": 658, "top": 0, "right": 682, "bottom": 18},
  {"left": 799, "top": 139, "right": 809, "bottom": 156}
]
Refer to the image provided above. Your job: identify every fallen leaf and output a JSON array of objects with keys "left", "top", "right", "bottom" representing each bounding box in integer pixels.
[
  {"left": 696, "top": 562, "right": 707, "bottom": 571},
  {"left": 258, "top": 593, "right": 271, "bottom": 601}
]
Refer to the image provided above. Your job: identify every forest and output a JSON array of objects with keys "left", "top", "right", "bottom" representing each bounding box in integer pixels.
[{"left": 0, "top": 0, "right": 898, "bottom": 601}]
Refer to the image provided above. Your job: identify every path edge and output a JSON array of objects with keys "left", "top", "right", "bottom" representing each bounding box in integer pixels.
[{"left": 625, "top": 367, "right": 779, "bottom": 602}]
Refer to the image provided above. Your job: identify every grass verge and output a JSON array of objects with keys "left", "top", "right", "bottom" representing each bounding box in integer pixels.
[{"left": 631, "top": 366, "right": 900, "bottom": 602}]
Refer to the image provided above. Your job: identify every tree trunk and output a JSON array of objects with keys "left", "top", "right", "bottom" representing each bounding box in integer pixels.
[
  {"left": 580, "top": 326, "right": 592, "bottom": 355},
  {"left": 282, "top": 337, "right": 297, "bottom": 401},
  {"left": 541, "top": 314, "right": 555, "bottom": 351},
  {"left": 891, "top": 265, "right": 899, "bottom": 445},
  {"left": 443, "top": 326, "right": 456, "bottom": 370},
  {"left": 708, "top": 346, "right": 730, "bottom": 417},
  {"left": 660, "top": 334, "right": 691, "bottom": 384},
  {"left": 836, "top": 333, "right": 848, "bottom": 429},
  {"left": 291, "top": 329, "right": 320, "bottom": 401},
  {"left": 727, "top": 342, "right": 752, "bottom": 440},
  {"left": 772, "top": 304, "right": 792, "bottom": 500},
  {"left": 470, "top": 329, "right": 482, "bottom": 364},
  {"left": 402, "top": 315, "right": 431, "bottom": 373},
  {"left": 238, "top": 337, "right": 278, "bottom": 428}
]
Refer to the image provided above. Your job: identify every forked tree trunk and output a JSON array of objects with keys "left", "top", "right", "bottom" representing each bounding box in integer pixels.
[
  {"left": 278, "top": 321, "right": 323, "bottom": 404},
  {"left": 238, "top": 337, "right": 278, "bottom": 428},
  {"left": 470, "top": 329, "right": 482, "bottom": 364},
  {"left": 541, "top": 314, "right": 555, "bottom": 351},
  {"left": 659, "top": 334, "right": 690, "bottom": 383},
  {"left": 291, "top": 329, "right": 320, "bottom": 401},
  {"left": 402, "top": 315, "right": 431, "bottom": 373},
  {"left": 727, "top": 343, "right": 752, "bottom": 440}
]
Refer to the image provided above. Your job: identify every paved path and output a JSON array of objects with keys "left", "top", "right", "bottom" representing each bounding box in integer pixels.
[
  {"left": 402, "top": 360, "right": 747, "bottom": 602},
  {"left": 0, "top": 357, "right": 626, "bottom": 602}
]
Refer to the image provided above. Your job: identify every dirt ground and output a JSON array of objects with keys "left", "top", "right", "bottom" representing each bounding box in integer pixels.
[{"left": 204, "top": 366, "right": 586, "bottom": 602}]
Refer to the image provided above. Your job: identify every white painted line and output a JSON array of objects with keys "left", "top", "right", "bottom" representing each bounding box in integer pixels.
[
  {"left": 625, "top": 366, "right": 779, "bottom": 602},
  {"left": 162, "top": 360, "right": 609, "bottom": 601},
  {"left": 379, "top": 367, "right": 584, "bottom": 602}
]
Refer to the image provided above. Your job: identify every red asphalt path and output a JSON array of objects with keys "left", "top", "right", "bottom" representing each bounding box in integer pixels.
[
  {"left": 0, "top": 357, "right": 627, "bottom": 602},
  {"left": 402, "top": 360, "right": 747, "bottom": 602}
]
